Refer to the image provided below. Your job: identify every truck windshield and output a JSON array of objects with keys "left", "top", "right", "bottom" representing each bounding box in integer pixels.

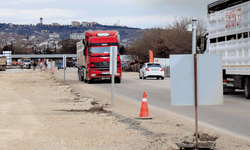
[
  {"left": 90, "top": 46, "right": 119, "bottom": 54},
  {"left": 24, "top": 60, "right": 30, "bottom": 63}
]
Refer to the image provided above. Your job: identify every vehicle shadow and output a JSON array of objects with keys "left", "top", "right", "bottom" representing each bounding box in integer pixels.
[
  {"left": 224, "top": 90, "right": 246, "bottom": 99},
  {"left": 142, "top": 78, "right": 163, "bottom": 80}
]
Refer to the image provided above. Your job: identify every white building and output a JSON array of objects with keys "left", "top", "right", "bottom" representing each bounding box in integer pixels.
[
  {"left": 49, "top": 33, "right": 60, "bottom": 38},
  {"left": 82, "top": 22, "right": 90, "bottom": 27},
  {"left": 70, "top": 33, "right": 84, "bottom": 40}
]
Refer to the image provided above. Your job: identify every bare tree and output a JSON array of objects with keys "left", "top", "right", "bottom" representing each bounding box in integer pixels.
[
  {"left": 127, "top": 16, "right": 207, "bottom": 61},
  {"left": 196, "top": 17, "right": 207, "bottom": 37},
  {"left": 14, "top": 35, "right": 24, "bottom": 54},
  {"left": 58, "top": 39, "right": 78, "bottom": 54}
]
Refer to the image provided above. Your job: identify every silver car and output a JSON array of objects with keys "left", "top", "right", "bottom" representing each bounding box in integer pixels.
[{"left": 139, "top": 63, "right": 164, "bottom": 80}]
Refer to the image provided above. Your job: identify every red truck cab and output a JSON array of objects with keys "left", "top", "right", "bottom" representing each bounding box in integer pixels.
[{"left": 77, "top": 31, "right": 122, "bottom": 83}]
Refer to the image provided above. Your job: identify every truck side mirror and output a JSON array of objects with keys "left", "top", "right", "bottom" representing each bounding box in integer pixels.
[{"left": 88, "top": 47, "right": 91, "bottom": 55}]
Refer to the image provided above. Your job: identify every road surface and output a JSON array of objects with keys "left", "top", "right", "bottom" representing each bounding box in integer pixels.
[{"left": 57, "top": 68, "right": 250, "bottom": 140}]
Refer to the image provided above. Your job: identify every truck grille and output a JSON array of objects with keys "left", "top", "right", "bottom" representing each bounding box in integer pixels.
[
  {"left": 97, "top": 68, "right": 109, "bottom": 71},
  {"left": 92, "top": 62, "right": 109, "bottom": 68},
  {"left": 97, "top": 74, "right": 110, "bottom": 77}
]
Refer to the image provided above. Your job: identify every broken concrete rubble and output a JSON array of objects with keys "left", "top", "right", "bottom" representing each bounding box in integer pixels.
[{"left": 176, "top": 130, "right": 219, "bottom": 149}]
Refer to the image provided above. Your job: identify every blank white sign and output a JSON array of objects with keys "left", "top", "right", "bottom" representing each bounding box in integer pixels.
[
  {"left": 110, "top": 46, "right": 117, "bottom": 74},
  {"left": 170, "top": 54, "right": 223, "bottom": 106}
]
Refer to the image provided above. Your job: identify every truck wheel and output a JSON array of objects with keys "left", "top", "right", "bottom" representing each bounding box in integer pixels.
[
  {"left": 78, "top": 71, "right": 81, "bottom": 81},
  {"left": 115, "top": 77, "right": 121, "bottom": 83},
  {"left": 78, "top": 70, "right": 83, "bottom": 81},
  {"left": 87, "top": 79, "right": 92, "bottom": 84},
  {"left": 83, "top": 72, "right": 87, "bottom": 83},
  {"left": 81, "top": 73, "right": 84, "bottom": 81},
  {"left": 244, "top": 77, "right": 250, "bottom": 99},
  {"left": 80, "top": 75, "right": 83, "bottom": 81}
]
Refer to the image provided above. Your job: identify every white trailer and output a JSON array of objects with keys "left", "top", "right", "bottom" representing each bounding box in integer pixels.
[
  {"left": 76, "top": 40, "right": 85, "bottom": 68},
  {"left": 207, "top": 0, "right": 250, "bottom": 99}
]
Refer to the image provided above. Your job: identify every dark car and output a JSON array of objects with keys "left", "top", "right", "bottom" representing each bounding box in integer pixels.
[{"left": 66, "top": 62, "right": 77, "bottom": 68}]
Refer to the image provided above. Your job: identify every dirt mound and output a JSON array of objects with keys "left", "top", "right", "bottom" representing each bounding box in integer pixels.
[{"left": 59, "top": 106, "right": 110, "bottom": 113}]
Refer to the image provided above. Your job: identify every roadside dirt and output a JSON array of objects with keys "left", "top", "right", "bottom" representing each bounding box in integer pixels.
[{"left": 0, "top": 69, "right": 250, "bottom": 150}]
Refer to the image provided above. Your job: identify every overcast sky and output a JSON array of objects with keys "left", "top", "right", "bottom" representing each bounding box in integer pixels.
[{"left": 0, "top": 0, "right": 216, "bottom": 29}]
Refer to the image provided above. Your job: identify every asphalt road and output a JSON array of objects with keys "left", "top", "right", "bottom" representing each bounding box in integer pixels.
[{"left": 57, "top": 68, "right": 250, "bottom": 140}]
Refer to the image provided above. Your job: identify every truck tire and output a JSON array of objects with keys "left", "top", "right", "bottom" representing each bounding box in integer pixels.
[
  {"left": 244, "top": 76, "right": 250, "bottom": 99},
  {"left": 78, "top": 70, "right": 83, "bottom": 81},
  {"left": 87, "top": 79, "right": 92, "bottom": 84},
  {"left": 78, "top": 71, "right": 81, "bottom": 81},
  {"left": 80, "top": 72, "right": 84, "bottom": 81},
  {"left": 115, "top": 77, "right": 121, "bottom": 83},
  {"left": 83, "top": 74, "right": 87, "bottom": 83}
]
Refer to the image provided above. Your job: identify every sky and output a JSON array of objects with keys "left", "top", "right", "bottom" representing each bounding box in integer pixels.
[{"left": 0, "top": 0, "right": 216, "bottom": 29}]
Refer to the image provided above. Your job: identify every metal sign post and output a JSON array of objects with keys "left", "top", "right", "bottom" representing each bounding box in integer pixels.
[
  {"left": 192, "top": 18, "right": 198, "bottom": 149},
  {"left": 63, "top": 55, "right": 66, "bottom": 82},
  {"left": 170, "top": 19, "right": 223, "bottom": 150},
  {"left": 110, "top": 46, "right": 117, "bottom": 106}
]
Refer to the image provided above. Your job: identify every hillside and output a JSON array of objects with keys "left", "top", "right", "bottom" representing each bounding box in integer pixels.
[{"left": 0, "top": 23, "right": 143, "bottom": 43}]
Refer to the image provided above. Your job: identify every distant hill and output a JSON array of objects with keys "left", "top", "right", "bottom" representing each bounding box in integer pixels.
[{"left": 0, "top": 23, "right": 143, "bottom": 44}]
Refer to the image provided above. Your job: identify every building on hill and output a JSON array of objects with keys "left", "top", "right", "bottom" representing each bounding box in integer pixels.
[
  {"left": 29, "top": 35, "right": 35, "bottom": 41},
  {"left": 49, "top": 33, "right": 60, "bottom": 39},
  {"left": 82, "top": 22, "right": 90, "bottom": 27},
  {"left": 90, "top": 22, "right": 97, "bottom": 27},
  {"left": 41, "top": 30, "right": 49, "bottom": 34},
  {"left": 70, "top": 33, "right": 84, "bottom": 40},
  {"left": 72, "top": 21, "right": 80, "bottom": 27},
  {"left": 52, "top": 23, "right": 60, "bottom": 26}
]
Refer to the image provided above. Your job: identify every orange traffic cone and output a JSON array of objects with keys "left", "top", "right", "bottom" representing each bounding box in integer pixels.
[{"left": 136, "top": 92, "right": 152, "bottom": 119}]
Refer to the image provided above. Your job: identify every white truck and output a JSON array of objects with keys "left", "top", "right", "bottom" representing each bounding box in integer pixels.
[
  {"left": 0, "top": 56, "right": 7, "bottom": 71},
  {"left": 20, "top": 57, "right": 31, "bottom": 69},
  {"left": 206, "top": 0, "right": 250, "bottom": 99}
]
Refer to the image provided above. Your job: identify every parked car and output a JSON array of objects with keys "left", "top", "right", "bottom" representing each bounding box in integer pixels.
[
  {"left": 139, "top": 63, "right": 164, "bottom": 80},
  {"left": 66, "top": 62, "right": 77, "bottom": 68},
  {"left": 58, "top": 61, "right": 77, "bottom": 70}
]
